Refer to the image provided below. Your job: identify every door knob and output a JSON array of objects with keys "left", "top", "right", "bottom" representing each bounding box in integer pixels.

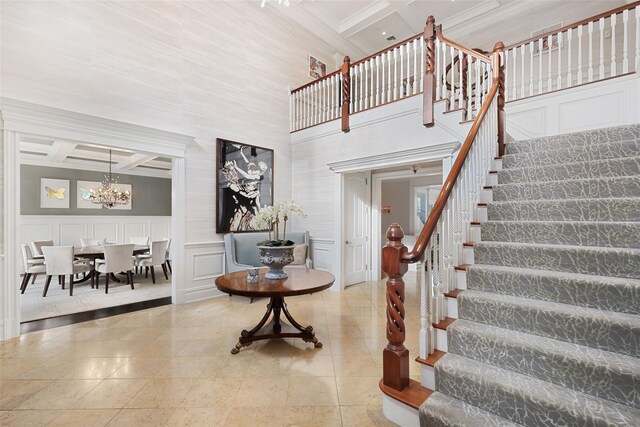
[{"left": 345, "top": 240, "right": 351, "bottom": 244}]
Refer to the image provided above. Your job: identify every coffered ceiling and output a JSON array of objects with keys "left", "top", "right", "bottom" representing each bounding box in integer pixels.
[{"left": 272, "top": 0, "right": 627, "bottom": 69}]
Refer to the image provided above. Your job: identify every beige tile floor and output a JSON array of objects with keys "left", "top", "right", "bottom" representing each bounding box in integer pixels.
[{"left": 0, "top": 277, "right": 423, "bottom": 426}]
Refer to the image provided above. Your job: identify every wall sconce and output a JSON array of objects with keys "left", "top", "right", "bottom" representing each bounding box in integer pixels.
[{"left": 381, "top": 205, "right": 391, "bottom": 213}]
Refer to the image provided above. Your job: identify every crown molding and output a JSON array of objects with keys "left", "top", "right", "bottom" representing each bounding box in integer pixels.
[{"left": 0, "top": 98, "right": 194, "bottom": 158}]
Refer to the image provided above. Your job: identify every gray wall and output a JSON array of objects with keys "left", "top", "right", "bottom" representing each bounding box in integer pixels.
[
  {"left": 381, "top": 180, "right": 411, "bottom": 237},
  {"left": 21, "top": 165, "right": 171, "bottom": 216}
]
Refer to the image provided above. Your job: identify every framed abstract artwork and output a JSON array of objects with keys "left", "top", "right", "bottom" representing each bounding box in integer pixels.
[
  {"left": 40, "top": 178, "right": 70, "bottom": 209},
  {"left": 309, "top": 55, "right": 327, "bottom": 79},
  {"left": 216, "top": 138, "right": 274, "bottom": 233}
]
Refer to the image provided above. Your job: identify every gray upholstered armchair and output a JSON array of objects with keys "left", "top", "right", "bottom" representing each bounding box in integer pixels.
[{"left": 223, "top": 231, "right": 312, "bottom": 273}]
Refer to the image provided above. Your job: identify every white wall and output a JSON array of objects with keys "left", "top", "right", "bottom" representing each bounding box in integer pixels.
[
  {"left": 0, "top": 1, "right": 335, "bottom": 302},
  {"left": 291, "top": 96, "right": 466, "bottom": 285}
]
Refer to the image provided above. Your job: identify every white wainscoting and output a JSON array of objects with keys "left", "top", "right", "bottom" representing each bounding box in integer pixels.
[
  {"left": 20, "top": 216, "right": 171, "bottom": 247},
  {"left": 183, "top": 241, "right": 226, "bottom": 302},
  {"left": 505, "top": 73, "right": 640, "bottom": 140}
]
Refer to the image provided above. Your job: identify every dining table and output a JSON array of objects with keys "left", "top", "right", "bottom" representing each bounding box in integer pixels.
[{"left": 34, "top": 244, "right": 149, "bottom": 284}]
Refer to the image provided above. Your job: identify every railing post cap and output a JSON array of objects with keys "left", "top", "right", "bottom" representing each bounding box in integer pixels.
[
  {"left": 426, "top": 15, "right": 435, "bottom": 25},
  {"left": 343, "top": 56, "right": 350, "bottom": 63},
  {"left": 493, "top": 41, "right": 505, "bottom": 52},
  {"left": 386, "top": 223, "right": 405, "bottom": 241}
]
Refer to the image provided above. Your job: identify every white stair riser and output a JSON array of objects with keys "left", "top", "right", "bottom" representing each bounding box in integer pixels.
[
  {"left": 447, "top": 296, "right": 458, "bottom": 318},
  {"left": 383, "top": 396, "right": 420, "bottom": 427},
  {"left": 469, "top": 225, "right": 482, "bottom": 242},
  {"left": 421, "top": 365, "right": 436, "bottom": 390},
  {"left": 491, "top": 158, "right": 503, "bottom": 170},
  {"left": 481, "top": 188, "right": 493, "bottom": 203},
  {"left": 487, "top": 173, "right": 499, "bottom": 186},
  {"left": 436, "top": 328, "right": 448, "bottom": 352},
  {"left": 464, "top": 246, "right": 474, "bottom": 264},
  {"left": 476, "top": 206, "right": 488, "bottom": 221},
  {"left": 456, "top": 270, "right": 467, "bottom": 289}
]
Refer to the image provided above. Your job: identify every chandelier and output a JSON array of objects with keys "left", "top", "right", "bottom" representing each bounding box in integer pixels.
[{"left": 89, "top": 150, "right": 131, "bottom": 208}]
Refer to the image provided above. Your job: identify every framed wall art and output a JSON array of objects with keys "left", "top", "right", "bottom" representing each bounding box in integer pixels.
[
  {"left": 40, "top": 178, "right": 70, "bottom": 209},
  {"left": 309, "top": 55, "right": 327, "bottom": 79},
  {"left": 77, "top": 180, "right": 103, "bottom": 209},
  {"left": 216, "top": 138, "right": 274, "bottom": 233}
]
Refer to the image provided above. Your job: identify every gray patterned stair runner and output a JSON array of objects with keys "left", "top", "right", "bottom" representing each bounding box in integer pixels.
[{"left": 420, "top": 124, "right": 640, "bottom": 427}]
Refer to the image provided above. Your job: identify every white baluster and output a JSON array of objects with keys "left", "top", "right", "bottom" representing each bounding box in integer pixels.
[
  {"left": 364, "top": 62, "right": 369, "bottom": 110},
  {"left": 599, "top": 18, "right": 605, "bottom": 79},
  {"left": 393, "top": 48, "right": 398, "bottom": 100},
  {"left": 511, "top": 48, "right": 517, "bottom": 100},
  {"left": 449, "top": 45, "right": 455, "bottom": 108},
  {"left": 337, "top": 74, "right": 342, "bottom": 118},
  {"left": 623, "top": 9, "right": 629, "bottom": 73},
  {"left": 611, "top": 13, "right": 617, "bottom": 76},
  {"left": 399, "top": 44, "right": 405, "bottom": 98},
  {"left": 635, "top": 6, "right": 640, "bottom": 72},
  {"left": 359, "top": 63, "right": 365, "bottom": 111},
  {"left": 376, "top": 56, "right": 381, "bottom": 106},
  {"left": 587, "top": 21, "right": 594, "bottom": 82},
  {"left": 458, "top": 50, "right": 464, "bottom": 111},
  {"left": 354, "top": 65, "right": 360, "bottom": 113},
  {"left": 548, "top": 35, "right": 553, "bottom": 90},
  {"left": 578, "top": 25, "right": 584, "bottom": 85},
  {"left": 474, "top": 59, "right": 480, "bottom": 115},
  {"left": 538, "top": 38, "right": 543, "bottom": 93},
  {"left": 413, "top": 39, "right": 418, "bottom": 94},
  {"left": 567, "top": 28, "right": 573, "bottom": 87},
  {"left": 466, "top": 54, "right": 472, "bottom": 115},
  {"left": 420, "top": 36, "right": 425, "bottom": 93},
  {"left": 349, "top": 68, "right": 355, "bottom": 114},
  {"left": 435, "top": 39, "right": 442, "bottom": 99},
  {"left": 557, "top": 31, "right": 563, "bottom": 89},
  {"left": 388, "top": 50, "right": 392, "bottom": 102},
  {"left": 324, "top": 79, "right": 329, "bottom": 122},
  {"left": 381, "top": 53, "right": 387, "bottom": 104},
  {"left": 441, "top": 40, "right": 447, "bottom": 99},
  {"left": 370, "top": 59, "right": 375, "bottom": 107},
  {"left": 529, "top": 42, "right": 534, "bottom": 96},
  {"left": 520, "top": 45, "right": 525, "bottom": 98}
]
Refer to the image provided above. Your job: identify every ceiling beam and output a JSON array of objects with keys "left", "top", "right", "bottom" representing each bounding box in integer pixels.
[
  {"left": 48, "top": 141, "right": 78, "bottom": 163},
  {"left": 116, "top": 153, "right": 158, "bottom": 170}
]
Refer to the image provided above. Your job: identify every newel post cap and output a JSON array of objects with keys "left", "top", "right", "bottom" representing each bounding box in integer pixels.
[
  {"left": 343, "top": 56, "right": 351, "bottom": 64},
  {"left": 493, "top": 41, "right": 505, "bottom": 52},
  {"left": 382, "top": 223, "right": 408, "bottom": 276}
]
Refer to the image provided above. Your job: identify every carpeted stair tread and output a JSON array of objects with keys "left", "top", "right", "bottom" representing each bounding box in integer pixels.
[
  {"left": 473, "top": 241, "right": 640, "bottom": 279},
  {"left": 505, "top": 124, "right": 640, "bottom": 154},
  {"left": 420, "top": 392, "right": 523, "bottom": 427},
  {"left": 487, "top": 198, "right": 640, "bottom": 222},
  {"left": 435, "top": 353, "right": 640, "bottom": 427},
  {"left": 457, "top": 290, "right": 640, "bottom": 357},
  {"left": 497, "top": 157, "right": 640, "bottom": 184},
  {"left": 447, "top": 319, "right": 640, "bottom": 409},
  {"left": 466, "top": 264, "right": 640, "bottom": 314},
  {"left": 502, "top": 139, "right": 640, "bottom": 169},
  {"left": 480, "top": 220, "right": 640, "bottom": 248},
  {"left": 492, "top": 176, "right": 640, "bottom": 201}
]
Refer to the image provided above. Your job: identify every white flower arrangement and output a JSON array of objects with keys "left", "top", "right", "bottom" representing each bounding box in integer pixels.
[{"left": 253, "top": 201, "right": 307, "bottom": 246}]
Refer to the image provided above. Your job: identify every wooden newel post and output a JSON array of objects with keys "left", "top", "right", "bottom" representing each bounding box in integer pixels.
[
  {"left": 492, "top": 42, "right": 506, "bottom": 156},
  {"left": 423, "top": 15, "right": 436, "bottom": 127},
  {"left": 381, "top": 223, "right": 410, "bottom": 391},
  {"left": 341, "top": 56, "right": 351, "bottom": 133}
]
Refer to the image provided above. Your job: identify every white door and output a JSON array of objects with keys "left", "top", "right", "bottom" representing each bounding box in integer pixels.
[{"left": 344, "top": 172, "right": 370, "bottom": 286}]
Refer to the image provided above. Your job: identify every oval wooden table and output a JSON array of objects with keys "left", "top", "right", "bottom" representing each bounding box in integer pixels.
[{"left": 215, "top": 268, "right": 335, "bottom": 354}]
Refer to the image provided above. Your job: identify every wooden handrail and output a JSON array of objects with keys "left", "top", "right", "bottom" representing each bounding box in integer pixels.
[
  {"left": 350, "top": 34, "right": 423, "bottom": 67},
  {"left": 402, "top": 79, "right": 500, "bottom": 264},
  {"left": 436, "top": 25, "right": 491, "bottom": 64},
  {"left": 290, "top": 69, "right": 341, "bottom": 94},
  {"left": 504, "top": 1, "right": 640, "bottom": 50}
]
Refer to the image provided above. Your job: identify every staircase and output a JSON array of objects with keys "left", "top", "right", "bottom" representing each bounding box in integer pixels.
[{"left": 419, "top": 124, "right": 640, "bottom": 426}]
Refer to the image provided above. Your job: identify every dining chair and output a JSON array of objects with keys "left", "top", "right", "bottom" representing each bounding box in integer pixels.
[
  {"left": 41, "top": 246, "right": 93, "bottom": 297},
  {"left": 136, "top": 240, "right": 169, "bottom": 284},
  {"left": 95, "top": 244, "right": 135, "bottom": 294},
  {"left": 80, "top": 238, "right": 106, "bottom": 247},
  {"left": 20, "top": 244, "right": 47, "bottom": 294},
  {"left": 164, "top": 238, "right": 172, "bottom": 273},
  {"left": 130, "top": 236, "right": 150, "bottom": 273},
  {"left": 30, "top": 240, "right": 53, "bottom": 257}
]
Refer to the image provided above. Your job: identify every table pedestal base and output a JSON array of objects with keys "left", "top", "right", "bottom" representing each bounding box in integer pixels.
[{"left": 231, "top": 296, "right": 323, "bottom": 354}]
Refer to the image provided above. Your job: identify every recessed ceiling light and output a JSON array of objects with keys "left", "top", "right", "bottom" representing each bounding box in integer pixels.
[{"left": 382, "top": 31, "right": 387, "bottom": 36}]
